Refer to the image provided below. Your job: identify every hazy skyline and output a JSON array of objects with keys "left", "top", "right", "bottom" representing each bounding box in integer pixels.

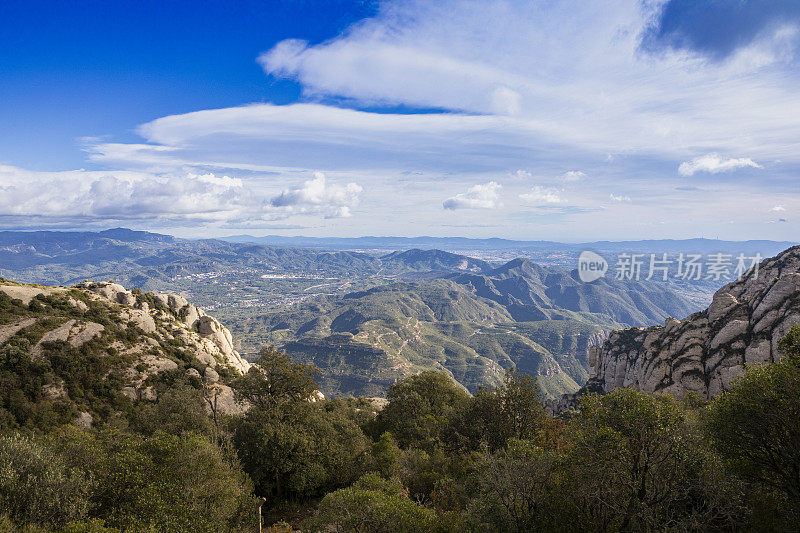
[{"left": 1, "top": 0, "right": 799, "bottom": 241}]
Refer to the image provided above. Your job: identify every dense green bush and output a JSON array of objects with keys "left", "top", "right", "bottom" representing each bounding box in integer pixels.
[
  {"left": 4, "top": 322, "right": 800, "bottom": 533},
  {"left": 305, "top": 473, "right": 437, "bottom": 533},
  {"left": 371, "top": 371, "right": 469, "bottom": 450},
  {"left": 463, "top": 439, "right": 556, "bottom": 532},
  {"left": 447, "top": 369, "right": 547, "bottom": 453},
  {"left": 52, "top": 429, "right": 255, "bottom": 533},
  {"left": 707, "top": 325, "right": 800, "bottom": 527},
  {"left": 234, "top": 400, "right": 368, "bottom": 501},
  {"left": 129, "top": 382, "right": 214, "bottom": 438},
  {"left": 0, "top": 434, "right": 90, "bottom": 529},
  {"left": 560, "top": 388, "right": 743, "bottom": 531}
]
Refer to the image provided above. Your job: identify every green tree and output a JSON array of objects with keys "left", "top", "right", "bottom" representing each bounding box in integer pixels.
[
  {"left": 560, "top": 388, "right": 742, "bottom": 532},
  {"left": 374, "top": 371, "right": 469, "bottom": 450},
  {"left": 129, "top": 383, "right": 215, "bottom": 438},
  {"left": 56, "top": 430, "right": 255, "bottom": 533},
  {"left": 464, "top": 439, "right": 556, "bottom": 533},
  {"left": 231, "top": 346, "right": 318, "bottom": 410},
  {"left": 0, "top": 434, "right": 90, "bottom": 529},
  {"left": 305, "top": 473, "right": 436, "bottom": 533},
  {"left": 707, "top": 325, "right": 800, "bottom": 523},
  {"left": 448, "top": 369, "right": 547, "bottom": 453},
  {"left": 371, "top": 432, "right": 402, "bottom": 479},
  {"left": 234, "top": 401, "right": 368, "bottom": 501}
]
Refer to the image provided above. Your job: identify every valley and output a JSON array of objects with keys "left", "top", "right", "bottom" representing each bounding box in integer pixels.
[{"left": 2, "top": 228, "right": 777, "bottom": 398}]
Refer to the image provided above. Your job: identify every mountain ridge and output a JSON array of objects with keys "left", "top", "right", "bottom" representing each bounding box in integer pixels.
[
  {"left": 231, "top": 256, "right": 698, "bottom": 398},
  {"left": 566, "top": 245, "right": 800, "bottom": 404},
  {"left": 0, "top": 277, "right": 251, "bottom": 429}
]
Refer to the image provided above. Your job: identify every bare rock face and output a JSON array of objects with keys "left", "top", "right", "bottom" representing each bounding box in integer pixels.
[
  {"left": 1, "top": 278, "right": 255, "bottom": 425},
  {"left": 30, "top": 319, "right": 105, "bottom": 360},
  {"left": 583, "top": 246, "right": 800, "bottom": 400},
  {"left": 0, "top": 284, "right": 65, "bottom": 305},
  {"left": 205, "top": 383, "right": 248, "bottom": 416},
  {"left": 194, "top": 315, "right": 250, "bottom": 372},
  {"left": 74, "top": 411, "right": 93, "bottom": 430},
  {"left": 120, "top": 308, "right": 156, "bottom": 334},
  {"left": 0, "top": 317, "right": 37, "bottom": 344},
  {"left": 75, "top": 281, "right": 250, "bottom": 374}
]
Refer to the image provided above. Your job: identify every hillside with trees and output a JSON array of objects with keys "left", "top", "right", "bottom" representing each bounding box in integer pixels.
[{"left": 1, "top": 270, "right": 799, "bottom": 530}]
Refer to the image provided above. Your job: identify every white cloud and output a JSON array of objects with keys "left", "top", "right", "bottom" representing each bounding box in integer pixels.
[
  {"left": 0, "top": 166, "right": 254, "bottom": 224},
  {"left": 0, "top": 165, "right": 362, "bottom": 227},
  {"left": 6, "top": 0, "right": 800, "bottom": 239},
  {"left": 443, "top": 182, "right": 502, "bottom": 210},
  {"left": 254, "top": 0, "right": 800, "bottom": 165},
  {"left": 88, "top": 103, "right": 534, "bottom": 175},
  {"left": 771, "top": 205, "right": 786, "bottom": 212},
  {"left": 259, "top": 36, "right": 527, "bottom": 116},
  {"left": 520, "top": 186, "right": 565, "bottom": 204},
  {"left": 270, "top": 172, "right": 362, "bottom": 218},
  {"left": 562, "top": 170, "right": 586, "bottom": 182},
  {"left": 609, "top": 193, "right": 631, "bottom": 203},
  {"left": 678, "top": 153, "right": 762, "bottom": 176}
]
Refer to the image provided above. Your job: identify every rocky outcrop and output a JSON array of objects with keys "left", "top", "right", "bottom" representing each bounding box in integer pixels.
[
  {"left": 0, "top": 283, "right": 65, "bottom": 305},
  {"left": 74, "top": 281, "right": 250, "bottom": 374},
  {"left": 30, "top": 319, "right": 105, "bottom": 360},
  {"left": 582, "top": 246, "right": 800, "bottom": 400},
  {"left": 0, "top": 279, "right": 253, "bottom": 423}
]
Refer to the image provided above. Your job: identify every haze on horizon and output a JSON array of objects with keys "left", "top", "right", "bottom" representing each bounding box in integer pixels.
[{"left": 1, "top": 0, "right": 799, "bottom": 241}]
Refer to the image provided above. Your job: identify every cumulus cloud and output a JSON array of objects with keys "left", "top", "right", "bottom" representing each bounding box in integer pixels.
[
  {"left": 609, "top": 193, "right": 631, "bottom": 203},
  {"left": 771, "top": 205, "right": 786, "bottom": 212},
  {"left": 0, "top": 165, "right": 363, "bottom": 227},
  {"left": 270, "top": 172, "right": 362, "bottom": 218},
  {"left": 0, "top": 166, "right": 254, "bottom": 224},
  {"left": 514, "top": 169, "right": 532, "bottom": 179},
  {"left": 678, "top": 153, "right": 762, "bottom": 176},
  {"left": 520, "top": 186, "right": 565, "bottom": 204},
  {"left": 443, "top": 182, "right": 502, "bottom": 210},
  {"left": 562, "top": 170, "right": 586, "bottom": 182}
]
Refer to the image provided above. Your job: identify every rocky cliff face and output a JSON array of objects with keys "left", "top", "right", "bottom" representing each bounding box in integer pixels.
[
  {"left": 0, "top": 279, "right": 251, "bottom": 426},
  {"left": 74, "top": 281, "right": 251, "bottom": 374},
  {"left": 582, "top": 245, "right": 800, "bottom": 400}
]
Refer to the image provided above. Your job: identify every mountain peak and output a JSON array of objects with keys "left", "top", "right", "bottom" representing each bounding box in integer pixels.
[
  {"left": 490, "top": 257, "right": 544, "bottom": 279},
  {"left": 97, "top": 228, "right": 175, "bottom": 243},
  {"left": 380, "top": 248, "right": 493, "bottom": 273}
]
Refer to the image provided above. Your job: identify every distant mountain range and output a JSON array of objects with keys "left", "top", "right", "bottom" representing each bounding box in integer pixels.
[
  {"left": 222, "top": 233, "right": 795, "bottom": 256},
  {"left": 231, "top": 255, "right": 699, "bottom": 398},
  {"left": 2, "top": 228, "right": 792, "bottom": 280},
  {"left": 0, "top": 228, "right": 771, "bottom": 398}
]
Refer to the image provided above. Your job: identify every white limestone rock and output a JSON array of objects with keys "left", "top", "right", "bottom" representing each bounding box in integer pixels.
[{"left": 577, "top": 245, "right": 800, "bottom": 403}]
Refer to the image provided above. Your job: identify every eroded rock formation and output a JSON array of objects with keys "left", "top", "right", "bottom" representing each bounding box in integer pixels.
[
  {"left": 583, "top": 245, "right": 800, "bottom": 400},
  {"left": 0, "top": 279, "right": 253, "bottom": 424},
  {"left": 75, "top": 281, "right": 250, "bottom": 374}
]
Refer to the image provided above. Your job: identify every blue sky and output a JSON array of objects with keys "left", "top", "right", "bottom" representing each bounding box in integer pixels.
[{"left": 1, "top": 0, "right": 799, "bottom": 241}]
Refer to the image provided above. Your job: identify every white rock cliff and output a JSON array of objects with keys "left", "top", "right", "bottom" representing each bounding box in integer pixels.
[{"left": 582, "top": 246, "right": 800, "bottom": 400}]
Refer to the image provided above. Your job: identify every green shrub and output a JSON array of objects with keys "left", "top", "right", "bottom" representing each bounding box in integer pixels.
[
  {"left": 306, "top": 473, "right": 436, "bottom": 533},
  {"left": 0, "top": 434, "right": 90, "bottom": 528}
]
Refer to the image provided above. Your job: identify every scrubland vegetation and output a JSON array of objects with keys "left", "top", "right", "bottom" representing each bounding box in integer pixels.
[{"left": 1, "top": 320, "right": 800, "bottom": 531}]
